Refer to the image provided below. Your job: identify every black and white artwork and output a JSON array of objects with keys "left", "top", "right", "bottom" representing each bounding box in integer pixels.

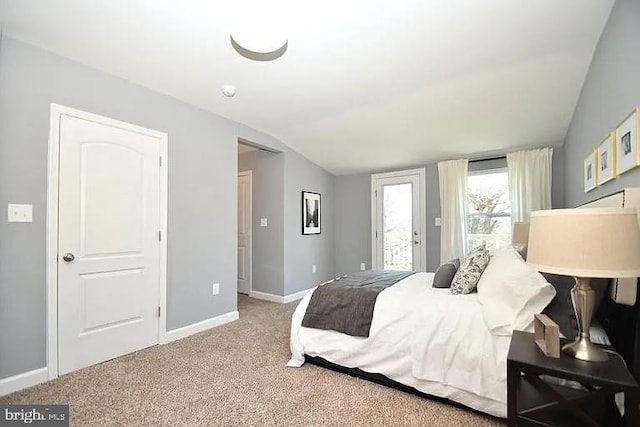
[
  {"left": 615, "top": 108, "right": 639, "bottom": 175},
  {"left": 584, "top": 151, "right": 596, "bottom": 193},
  {"left": 597, "top": 133, "right": 615, "bottom": 185},
  {"left": 302, "top": 191, "right": 321, "bottom": 235},
  {"left": 622, "top": 132, "right": 631, "bottom": 155}
]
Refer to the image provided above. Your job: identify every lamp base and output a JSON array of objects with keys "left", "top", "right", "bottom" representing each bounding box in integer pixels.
[
  {"left": 563, "top": 276, "right": 609, "bottom": 362},
  {"left": 562, "top": 337, "right": 609, "bottom": 362}
]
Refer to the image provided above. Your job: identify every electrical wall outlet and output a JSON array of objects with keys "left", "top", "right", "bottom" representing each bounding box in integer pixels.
[
  {"left": 434, "top": 217, "right": 441, "bottom": 227},
  {"left": 312, "top": 264, "right": 316, "bottom": 273},
  {"left": 8, "top": 204, "right": 32, "bottom": 223},
  {"left": 260, "top": 218, "right": 268, "bottom": 227},
  {"left": 212, "top": 283, "right": 219, "bottom": 295},
  {"left": 360, "top": 263, "right": 366, "bottom": 271}
]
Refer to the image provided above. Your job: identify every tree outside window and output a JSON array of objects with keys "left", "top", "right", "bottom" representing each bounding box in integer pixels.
[{"left": 468, "top": 169, "right": 511, "bottom": 252}]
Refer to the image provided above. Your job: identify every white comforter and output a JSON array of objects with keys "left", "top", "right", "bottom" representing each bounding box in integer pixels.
[{"left": 288, "top": 272, "right": 512, "bottom": 418}]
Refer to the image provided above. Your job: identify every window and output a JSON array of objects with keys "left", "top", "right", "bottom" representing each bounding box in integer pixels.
[{"left": 468, "top": 168, "right": 511, "bottom": 252}]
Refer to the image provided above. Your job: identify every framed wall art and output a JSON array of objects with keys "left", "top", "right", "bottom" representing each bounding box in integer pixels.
[
  {"left": 615, "top": 107, "right": 639, "bottom": 175},
  {"left": 584, "top": 150, "right": 597, "bottom": 193},
  {"left": 302, "top": 191, "right": 321, "bottom": 235},
  {"left": 596, "top": 132, "right": 616, "bottom": 185}
]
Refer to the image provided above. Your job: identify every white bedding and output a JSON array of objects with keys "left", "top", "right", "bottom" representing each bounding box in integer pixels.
[{"left": 288, "top": 272, "right": 511, "bottom": 418}]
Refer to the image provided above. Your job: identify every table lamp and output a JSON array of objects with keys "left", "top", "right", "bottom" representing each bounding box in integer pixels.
[{"left": 527, "top": 208, "right": 640, "bottom": 362}]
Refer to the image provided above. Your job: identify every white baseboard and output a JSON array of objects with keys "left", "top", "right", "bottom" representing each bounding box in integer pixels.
[
  {"left": 161, "top": 310, "right": 239, "bottom": 344},
  {"left": 250, "top": 287, "right": 314, "bottom": 304},
  {"left": 249, "top": 291, "right": 284, "bottom": 303},
  {"left": 283, "top": 287, "right": 314, "bottom": 303},
  {"left": 0, "top": 367, "right": 49, "bottom": 397}
]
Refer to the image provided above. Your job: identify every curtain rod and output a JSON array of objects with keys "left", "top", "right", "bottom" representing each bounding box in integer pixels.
[{"left": 469, "top": 155, "right": 506, "bottom": 163}]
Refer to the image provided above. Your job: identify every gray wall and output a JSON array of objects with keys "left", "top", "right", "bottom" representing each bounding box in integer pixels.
[
  {"left": 425, "top": 164, "right": 441, "bottom": 272},
  {"left": 552, "top": 146, "right": 566, "bottom": 208},
  {"left": 335, "top": 150, "right": 565, "bottom": 274},
  {"left": 334, "top": 174, "right": 371, "bottom": 275},
  {"left": 238, "top": 150, "right": 285, "bottom": 296},
  {"left": 284, "top": 153, "right": 336, "bottom": 294},
  {"left": 0, "top": 37, "right": 336, "bottom": 380},
  {"left": 238, "top": 146, "right": 336, "bottom": 297},
  {"left": 564, "top": 0, "right": 640, "bottom": 207}
]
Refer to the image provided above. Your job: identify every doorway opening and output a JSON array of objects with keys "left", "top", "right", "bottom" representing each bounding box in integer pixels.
[{"left": 237, "top": 139, "right": 284, "bottom": 305}]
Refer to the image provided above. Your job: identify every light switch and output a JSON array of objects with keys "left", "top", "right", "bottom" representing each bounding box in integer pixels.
[
  {"left": 434, "top": 217, "right": 441, "bottom": 227},
  {"left": 8, "top": 204, "right": 32, "bottom": 223},
  {"left": 260, "top": 218, "right": 268, "bottom": 227}
]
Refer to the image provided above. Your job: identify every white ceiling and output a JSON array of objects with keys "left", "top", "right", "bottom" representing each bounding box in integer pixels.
[{"left": 0, "top": 0, "right": 614, "bottom": 175}]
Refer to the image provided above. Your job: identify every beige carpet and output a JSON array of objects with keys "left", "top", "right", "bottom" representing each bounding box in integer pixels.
[{"left": 1, "top": 296, "right": 504, "bottom": 426}]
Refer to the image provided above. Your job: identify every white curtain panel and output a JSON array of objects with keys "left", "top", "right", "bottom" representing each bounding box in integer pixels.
[
  {"left": 507, "top": 148, "right": 553, "bottom": 222},
  {"left": 438, "top": 159, "right": 469, "bottom": 264}
]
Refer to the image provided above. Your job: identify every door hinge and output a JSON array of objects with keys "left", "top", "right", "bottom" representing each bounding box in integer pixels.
[
  {"left": 157, "top": 306, "right": 161, "bottom": 317},
  {"left": 159, "top": 156, "right": 163, "bottom": 167},
  {"left": 158, "top": 230, "right": 162, "bottom": 241}
]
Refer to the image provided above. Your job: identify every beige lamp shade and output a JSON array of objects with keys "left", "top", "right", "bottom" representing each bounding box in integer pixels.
[
  {"left": 512, "top": 222, "right": 530, "bottom": 245},
  {"left": 527, "top": 208, "right": 640, "bottom": 278}
]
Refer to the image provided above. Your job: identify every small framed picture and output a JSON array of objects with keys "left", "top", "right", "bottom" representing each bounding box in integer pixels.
[
  {"left": 597, "top": 132, "right": 616, "bottom": 185},
  {"left": 302, "top": 191, "right": 321, "bottom": 235},
  {"left": 615, "top": 107, "right": 639, "bottom": 175},
  {"left": 584, "top": 151, "right": 597, "bottom": 192}
]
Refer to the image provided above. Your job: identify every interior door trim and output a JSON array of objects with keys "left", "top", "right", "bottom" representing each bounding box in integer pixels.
[
  {"left": 370, "top": 168, "right": 426, "bottom": 271},
  {"left": 46, "top": 103, "right": 168, "bottom": 380},
  {"left": 237, "top": 170, "right": 253, "bottom": 295}
]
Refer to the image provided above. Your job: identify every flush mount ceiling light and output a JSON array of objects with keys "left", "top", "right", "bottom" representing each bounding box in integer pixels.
[{"left": 230, "top": 28, "right": 288, "bottom": 61}]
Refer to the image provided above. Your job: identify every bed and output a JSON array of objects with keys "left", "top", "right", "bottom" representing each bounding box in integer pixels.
[
  {"left": 287, "top": 242, "right": 638, "bottom": 418},
  {"left": 288, "top": 272, "right": 512, "bottom": 417}
]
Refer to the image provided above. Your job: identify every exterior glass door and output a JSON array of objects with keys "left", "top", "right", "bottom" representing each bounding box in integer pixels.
[{"left": 372, "top": 169, "right": 425, "bottom": 271}]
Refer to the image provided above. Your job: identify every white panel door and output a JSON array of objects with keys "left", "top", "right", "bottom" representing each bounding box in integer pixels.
[
  {"left": 58, "top": 113, "right": 161, "bottom": 375},
  {"left": 372, "top": 169, "right": 426, "bottom": 271},
  {"left": 237, "top": 171, "right": 252, "bottom": 295}
]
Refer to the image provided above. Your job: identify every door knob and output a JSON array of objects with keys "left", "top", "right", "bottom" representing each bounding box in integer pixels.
[{"left": 62, "top": 253, "right": 75, "bottom": 262}]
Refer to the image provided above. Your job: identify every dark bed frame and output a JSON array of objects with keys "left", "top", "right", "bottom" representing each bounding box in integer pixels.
[{"left": 305, "top": 355, "right": 498, "bottom": 419}]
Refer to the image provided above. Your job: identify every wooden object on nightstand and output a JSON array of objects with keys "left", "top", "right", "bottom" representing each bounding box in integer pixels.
[
  {"left": 534, "top": 314, "right": 560, "bottom": 358},
  {"left": 507, "top": 330, "right": 640, "bottom": 426}
]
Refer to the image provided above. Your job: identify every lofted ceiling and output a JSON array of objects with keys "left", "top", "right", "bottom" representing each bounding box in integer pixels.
[{"left": 0, "top": 0, "right": 614, "bottom": 175}]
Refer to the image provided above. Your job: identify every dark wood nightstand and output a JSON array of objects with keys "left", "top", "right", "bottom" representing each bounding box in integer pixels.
[{"left": 507, "top": 330, "right": 640, "bottom": 426}]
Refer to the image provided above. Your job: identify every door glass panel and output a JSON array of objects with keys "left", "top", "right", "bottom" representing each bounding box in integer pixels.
[{"left": 383, "top": 183, "right": 413, "bottom": 271}]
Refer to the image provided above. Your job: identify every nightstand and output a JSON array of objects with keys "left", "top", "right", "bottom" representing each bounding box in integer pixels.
[{"left": 507, "top": 330, "right": 640, "bottom": 426}]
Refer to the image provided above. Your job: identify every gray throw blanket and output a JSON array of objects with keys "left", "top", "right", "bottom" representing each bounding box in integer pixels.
[{"left": 301, "top": 270, "right": 416, "bottom": 337}]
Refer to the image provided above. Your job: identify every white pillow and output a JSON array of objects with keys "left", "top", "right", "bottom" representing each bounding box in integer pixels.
[{"left": 477, "top": 245, "right": 556, "bottom": 336}]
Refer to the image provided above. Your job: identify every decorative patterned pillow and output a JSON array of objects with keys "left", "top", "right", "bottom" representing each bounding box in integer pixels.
[{"left": 450, "top": 245, "right": 490, "bottom": 294}]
